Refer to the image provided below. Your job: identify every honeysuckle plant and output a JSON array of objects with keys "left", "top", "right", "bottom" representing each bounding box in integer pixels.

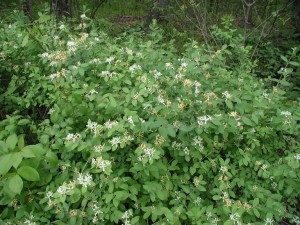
[{"left": 0, "top": 12, "right": 299, "bottom": 225}]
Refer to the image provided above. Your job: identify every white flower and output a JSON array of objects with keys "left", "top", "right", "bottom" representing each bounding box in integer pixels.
[
  {"left": 197, "top": 115, "right": 213, "bottom": 126},
  {"left": 183, "top": 147, "right": 189, "bottom": 155},
  {"left": 80, "top": 14, "right": 87, "bottom": 19},
  {"left": 281, "top": 111, "right": 291, "bottom": 117},
  {"left": 128, "top": 116, "right": 135, "bottom": 126},
  {"left": 157, "top": 95, "right": 165, "bottom": 105},
  {"left": 24, "top": 217, "right": 36, "bottom": 225},
  {"left": 192, "top": 136, "right": 204, "bottom": 151},
  {"left": 122, "top": 210, "right": 133, "bottom": 225},
  {"left": 86, "top": 120, "right": 100, "bottom": 134},
  {"left": 94, "top": 144, "right": 104, "bottom": 153},
  {"left": 181, "top": 62, "right": 187, "bottom": 68},
  {"left": 194, "top": 197, "right": 201, "bottom": 206},
  {"left": 143, "top": 103, "right": 152, "bottom": 110},
  {"left": 91, "top": 157, "right": 111, "bottom": 171},
  {"left": 126, "top": 48, "right": 133, "bottom": 55},
  {"left": 129, "top": 64, "right": 142, "bottom": 72},
  {"left": 219, "top": 166, "right": 228, "bottom": 173},
  {"left": 165, "top": 62, "right": 174, "bottom": 69},
  {"left": 222, "top": 91, "right": 232, "bottom": 100},
  {"left": 229, "top": 213, "right": 240, "bottom": 224},
  {"left": 264, "top": 218, "right": 274, "bottom": 225},
  {"left": 104, "top": 120, "right": 119, "bottom": 129},
  {"left": 292, "top": 216, "right": 300, "bottom": 224},
  {"left": 67, "top": 41, "right": 77, "bottom": 52},
  {"left": 90, "top": 58, "right": 101, "bottom": 64},
  {"left": 294, "top": 154, "right": 300, "bottom": 160},
  {"left": 211, "top": 218, "right": 220, "bottom": 225},
  {"left": 41, "top": 52, "right": 49, "bottom": 58},
  {"left": 105, "top": 56, "right": 115, "bottom": 64},
  {"left": 194, "top": 81, "right": 201, "bottom": 87},
  {"left": 49, "top": 73, "right": 58, "bottom": 80},
  {"left": 86, "top": 89, "right": 98, "bottom": 97},
  {"left": 101, "top": 70, "right": 112, "bottom": 79},
  {"left": 263, "top": 91, "right": 269, "bottom": 99},
  {"left": 59, "top": 24, "right": 66, "bottom": 30},
  {"left": 193, "top": 178, "right": 200, "bottom": 186},
  {"left": 110, "top": 137, "right": 121, "bottom": 147},
  {"left": 152, "top": 70, "right": 162, "bottom": 80},
  {"left": 92, "top": 203, "right": 103, "bottom": 217},
  {"left": 144, "top": 147, "right": 156, "bottom": 160},
  {"left": 65, "top": 133, "right": 81, "bottom": 142},
  {"left": 77, "top": 173, "right": 93, "bottom": 187},
  {"left": 206, "top": 212, "right": 212, "bottom": 219},
  {"left": 46, "top": 191, "right": 53, "bottom": 199},
  {"left": 57, "top": 184, "right": 68, "bottom": 195}
]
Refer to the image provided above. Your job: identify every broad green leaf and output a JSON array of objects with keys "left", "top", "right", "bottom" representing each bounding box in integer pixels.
[
  {"left": 17, "top": 119, "right": 30, "bottom": 125},
  {"left": 253, "top": 198, "right": 259, "bottom": 206},
  {"left": 21, "top": 148, "right": 36, "bottom": 158},
  {"left": 166, "top": 125, "right": 176, "bottom": 137},
  {"left": 6, "top": 134, "right": 18, "bottom": 150},
  {"left": 0, "top": 154, "right": 14, "bottom": 175},
  {"left": 17, "top": 166, "right": 40, "bottom": 181},
  {"left": 225, "top": 100, "right": 233, "bottom": 109},
  {"left": 11, "top": 152, "right": 23, "bottom": 169},
  {"left": 241, "top": 117, "right": 253, "bottom": 126},
  {"left": 131, "top": 216, "right": 140, "bottom": 224},
  {"left": 18, "top": 136, "right": 25, "bottom": 150},
  {"left": 21, "top": 145, "right": 45, "bottom": 158},
  {"left": 158, "top": 127, "right": 168, "bottom": 138},
  {"left": 290, "top": 61, "right": 300, "bottom": 67},
  {"left": 253, "top": 208, "right": 260, "bottom": 217},
  {"left": 22, "top": 35, "right": 29, "bottom": 47},
  {"left": 8, "top": 174, "right": 23, "bottom": 194}
]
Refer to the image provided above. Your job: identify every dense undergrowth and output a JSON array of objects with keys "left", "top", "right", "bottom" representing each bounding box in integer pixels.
[{"left": 0, "top": 12, "right": 300, "bottom": 225}]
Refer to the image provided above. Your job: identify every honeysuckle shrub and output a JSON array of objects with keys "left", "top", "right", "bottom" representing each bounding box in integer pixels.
[{"left": 0, "top": 13, "right": 300, "bottom": 225}]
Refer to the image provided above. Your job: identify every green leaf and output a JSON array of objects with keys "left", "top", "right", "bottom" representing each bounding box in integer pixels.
[
  {"left": 225, "top": 100, "right": 233, "bottom": 109},
  {"left": 21, "top": 148, "right": 35, "bottom": 158},
  {"left": 17, "top": 119, "right": 30, "bottom": 125},
  {"left": 253, "top": 208, "right": 260, "bottom": 218},
  {"left": 0, "top": 154, "right": 14, "bottom": 175},
  {"left": 290, "top": 61, "right": 300, "bottom": 67},
  {"left": 6, "top": 134, "right": 18, "bottom": 150},
  {"left": 224, "top": 220, "right": 233, "bottom": 225},
  {"left": 21, "top": 145, "right": 45, "bottom": 158},
  {"left": 105, "top": 193, "right": 114, "bottom": 203},
  {"left": 253, "top": 198, "right": 259, "bottom": 206},
  {"left": 18, "top": 136, "right": 25, "bottom": 150},
  {"left": 109, "top": 95, "right": 117, "bottom": 107},
  {"left": 11, "top": 152, "right": 23, "bottom": 169},
  {"left": 22, "top": 35, "right": 29, "bottom": 47},
  {"left": 166, "top": 125, "right": 176, "bottom": 137},
  {"left": 241, "top": 117, "right": 253, "bottom": 126},
  {"left": 17, "top": 166, "right": 40, "bottom": 181},
  {"left": 280, "top": 55, "right": 288, "bottom": 63},
  {"left": 78, "top": 68, "right": 85, "bottom": 76},
  {"left": 190, "top": 166, "right": 196, "bottom": 175},
  {"left": 131, "top": 216, "right": 140, "bottom": 224},
  {"left": 158, "top": 127, "right": 168, "bottom": 138},
  {"left": 8, "top": 174, "right": 23, "bottom": 194}
]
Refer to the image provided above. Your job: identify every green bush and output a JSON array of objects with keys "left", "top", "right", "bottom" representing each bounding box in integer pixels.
[{"left": 0, "top": 13, "right": 299, "bottom": 225}]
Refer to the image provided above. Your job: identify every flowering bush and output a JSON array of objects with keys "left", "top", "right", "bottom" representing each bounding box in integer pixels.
[{"left": 0, "top": 13, "right": 299, "bottom": 225}]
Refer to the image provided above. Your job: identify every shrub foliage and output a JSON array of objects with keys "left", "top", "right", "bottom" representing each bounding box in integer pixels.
[{"left": 0, "top": 13, "right": 299, "bottom": 225}]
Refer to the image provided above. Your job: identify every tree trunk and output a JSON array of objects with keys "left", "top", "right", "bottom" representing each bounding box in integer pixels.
[
  {"left": 144, "top": 0, "right": 168, "bottom": 30},
  {"left": 22, "top": 0, "right": 33, "bottom": 20},
  {"left": 51, "top": 0, "right": 71, "bottom": 19},
  {"left": 244, "top": 0, "right": 256, "bottom": 29}
]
